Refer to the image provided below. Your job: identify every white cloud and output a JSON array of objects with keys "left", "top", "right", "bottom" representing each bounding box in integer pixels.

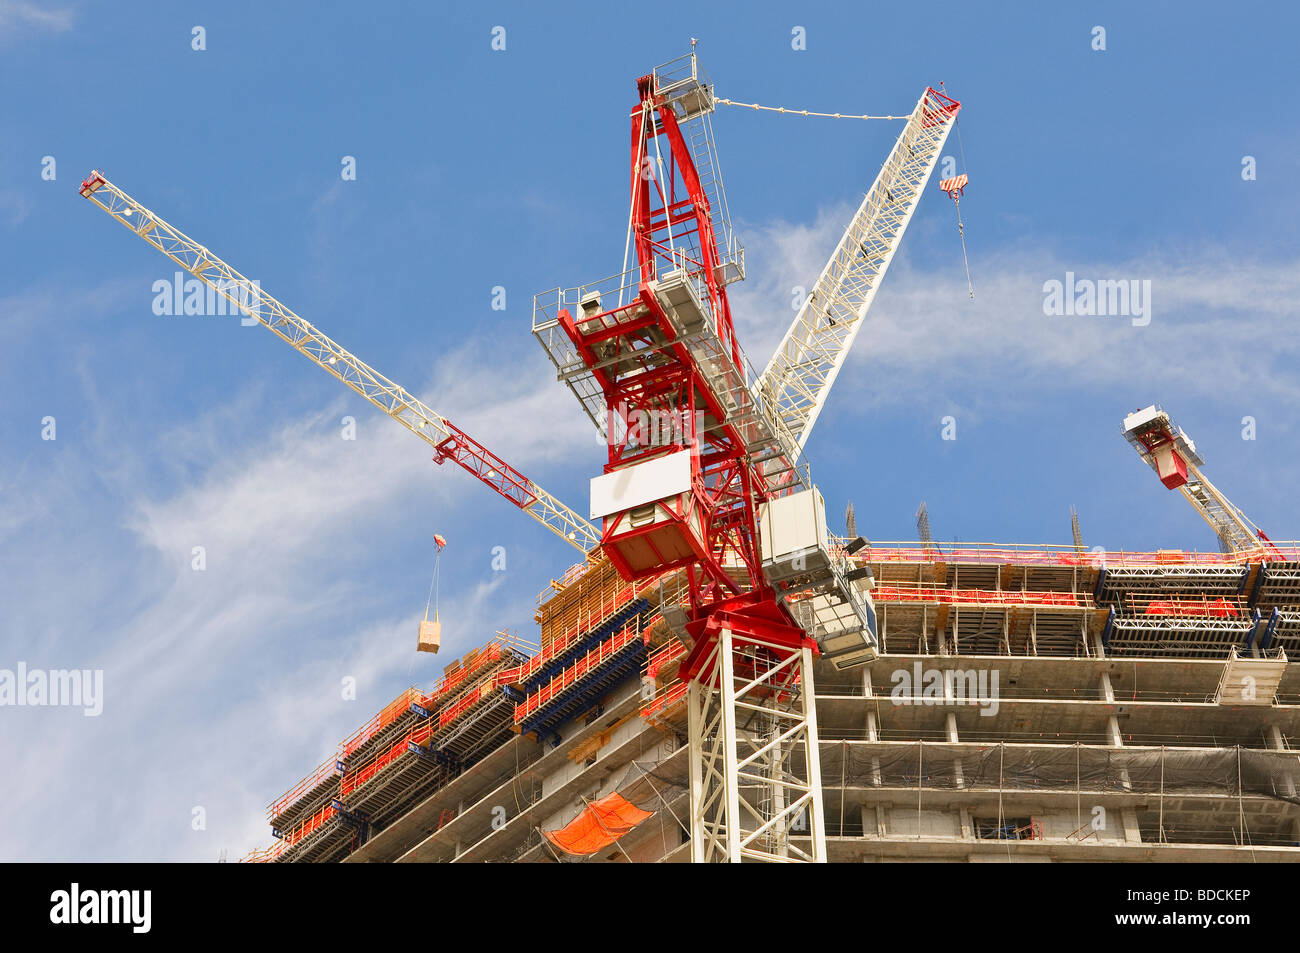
[
  {"left": 730, "top": 211, "right": 1300, "bottom": 417},
  {"left": 0, "top": 1, "right": 74, "bottom": 34}
]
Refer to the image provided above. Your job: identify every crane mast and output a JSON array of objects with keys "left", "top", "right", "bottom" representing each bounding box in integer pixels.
[
  {"left": 759, "top": 87, "right": 960, "bottom": 450},
  {"left": 79, "top": 171, "right": 599, "bottom": 553},
  {"left": 1121, "top": 405, "right": 1270, "bottom": 554}
]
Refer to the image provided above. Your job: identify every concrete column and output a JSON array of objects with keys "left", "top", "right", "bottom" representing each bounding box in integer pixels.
[
  {"left": 1120, "top": 807, "right": 1143, "bottom": 844},
  {"left": 1267, "top": 725, "right": 1298, "bottom": 799},
  {"left": 864, "top": 672, "right": 881, "bottom": 786},
  {"left": 946, "top": 712, "right": 965, "bottom": 789}
]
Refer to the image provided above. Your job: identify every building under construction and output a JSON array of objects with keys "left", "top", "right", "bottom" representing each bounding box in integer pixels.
[
  {"left": 79, "top": 53, "right": 1300, "bottom": 864},
  {"left": 243, "top": 534, "right": 1300, "bottom": 864}
]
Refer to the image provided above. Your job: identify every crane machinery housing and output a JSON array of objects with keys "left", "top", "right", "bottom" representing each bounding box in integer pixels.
[{"left": 80, "top": 52, "right": 1300, "bottom": 866}]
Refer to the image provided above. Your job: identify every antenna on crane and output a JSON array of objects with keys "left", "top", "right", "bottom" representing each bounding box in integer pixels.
[{"left": 418, "top": 534, "right": 448, "bottom": 654}]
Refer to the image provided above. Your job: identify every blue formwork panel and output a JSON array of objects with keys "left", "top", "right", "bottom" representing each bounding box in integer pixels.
[
  {"left": 523, "top": 598, "right": 651, "bottom": 692},
  {"left": 520, "top": 637, "right": 648, "bottom": 740}
]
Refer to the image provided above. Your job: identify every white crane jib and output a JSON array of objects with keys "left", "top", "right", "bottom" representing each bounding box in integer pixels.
[{"left": 757, "top": 87, "right": 961, "bottom": 452}]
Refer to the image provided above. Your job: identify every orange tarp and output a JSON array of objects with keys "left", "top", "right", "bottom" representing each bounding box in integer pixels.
[{"left": 542, "top": 792, "right": 652, "bottom": 856}]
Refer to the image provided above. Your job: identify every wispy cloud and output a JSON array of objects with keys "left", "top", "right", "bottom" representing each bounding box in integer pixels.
[
  {"left": 0, "top": 1, "right": 74, "bottom": 35},
  {"left": 0, "top": 307, "right": 587, "bottom": 859},
  {"left": 730, "top": 211, "right": 1300, "bottom": 415}
]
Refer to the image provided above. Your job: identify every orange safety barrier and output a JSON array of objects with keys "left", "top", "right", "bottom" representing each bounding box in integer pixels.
[
  {"left": 542, "top": 792, "right": 653, "bottom": 856},
  {"left": 438, "top": 684, "right": 492, "bottom": 728},
  {"left": 281, "top": 801, "right": 339, "bottom": 848},
  {"left": 268, "top": 755, "right": 340, "bottom": 821},
  {"left": 645, "top": 639, "right": 687, "bottom": 682},
  {"left": 641, "top": 680, "right": 688, "bottom": 723},
  {"left": 870, "top": 585, "right": 1085, "bottom": 608},
  {"left": 341, "top": 687, "right": 421, "bottom": 760},
  {"left": 420, "top": 643, "right": 503, "bottom": 710},
  {"left": 240, "top": 842, "right": 285, "bottom": 863},
  {"left": 341, "top": 722, "right": 435, "bottom": 798},
  {"left": 853, "top": 541, "right": 1300, "bottom": 568},
  {"left": 514, "top": 623, "right": 646, "bottom": 724}
]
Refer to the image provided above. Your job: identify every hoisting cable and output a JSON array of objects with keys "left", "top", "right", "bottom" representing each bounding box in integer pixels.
[
  {"left": 953, "top": 184, "right": 974, "bottom": 299},
  {"left": 413, "top": 533, "right": 448, "bottom": 667},
  {"left": 939, "top": 82, "right": 975, "bottom": 299},
  {"left": 714, "top": 98, "right": 906, "bottom": 121}
]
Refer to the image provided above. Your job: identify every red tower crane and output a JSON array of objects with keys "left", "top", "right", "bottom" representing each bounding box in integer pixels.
[{"left": 534, "top": 54, "right": 960, "bottom": 861}]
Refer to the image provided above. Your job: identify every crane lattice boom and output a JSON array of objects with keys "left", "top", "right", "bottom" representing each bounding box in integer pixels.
[
  {"left": 79, "top": 171, "right": 599, "bottom": 553},
  {"left": 758, "top": 87, "right": 960, "bottom": 451}
]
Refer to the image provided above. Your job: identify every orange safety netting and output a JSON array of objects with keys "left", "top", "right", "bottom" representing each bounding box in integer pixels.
[{"left": 542, "top": 792, "right": 653, "bottom": 856}]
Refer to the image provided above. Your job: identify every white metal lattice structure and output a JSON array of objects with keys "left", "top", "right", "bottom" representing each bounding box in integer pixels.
[
  {"left": 758, "top": 87, "right": 961, "bottom": 451},
  {"left": 687, "top": 630, "right": 826, "bottom": 863},
  {"left": 80, "top": 171, "right": 599, "bottom": 552}
]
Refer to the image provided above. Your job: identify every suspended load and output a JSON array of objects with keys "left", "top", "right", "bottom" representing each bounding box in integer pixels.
[{"left": 418, "top": 534, "right": 448, "bottom": 654}]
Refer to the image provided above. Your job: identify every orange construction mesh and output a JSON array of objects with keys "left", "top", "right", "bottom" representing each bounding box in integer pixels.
[{"left": 542, "top": 792, "right": 653, "bottom": 856}]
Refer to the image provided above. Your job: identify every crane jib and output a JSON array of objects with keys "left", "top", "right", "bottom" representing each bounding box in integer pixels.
[{"left": 78, "top": 169, "right": 598, "bottom": 553}]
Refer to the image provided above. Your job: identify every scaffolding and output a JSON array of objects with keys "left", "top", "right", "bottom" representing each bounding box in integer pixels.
[{"left": 252, "top": 540, "right": 1300, "bottom": 863}]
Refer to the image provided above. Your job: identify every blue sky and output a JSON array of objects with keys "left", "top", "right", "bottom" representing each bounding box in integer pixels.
[{"left": 2, "top": 1, "right": 1298, "bottom": 860}]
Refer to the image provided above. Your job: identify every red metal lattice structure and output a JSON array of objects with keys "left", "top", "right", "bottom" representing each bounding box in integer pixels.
[{"left": 555, "top": 67, "right": 834, "bottom": 685}]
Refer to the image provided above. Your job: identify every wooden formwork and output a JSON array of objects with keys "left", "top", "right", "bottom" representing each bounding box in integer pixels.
[{"left": 535, "top": 553, "right": 677, "bottom": 649}]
